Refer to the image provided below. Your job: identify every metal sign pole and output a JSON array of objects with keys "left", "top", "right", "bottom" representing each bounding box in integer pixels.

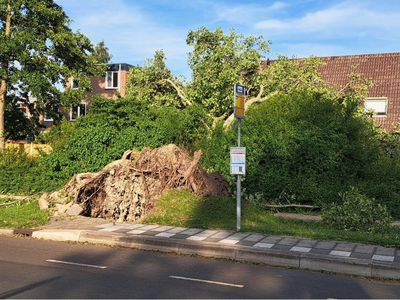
[{"left": 237, "top": 118, "right": 241, "bottom": 231}]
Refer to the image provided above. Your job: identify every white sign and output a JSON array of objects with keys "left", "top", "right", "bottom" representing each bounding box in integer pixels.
[{"left": 230, "top": 147, "right": 246, "bottom": 175}]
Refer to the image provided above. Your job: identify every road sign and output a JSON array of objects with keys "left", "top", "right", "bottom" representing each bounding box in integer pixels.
[
  {"left": 230, "top": 147, "right": 246, "bottom": 175},
  {"left": 234, "top": 84, "right": 245, "bottom": 119}
]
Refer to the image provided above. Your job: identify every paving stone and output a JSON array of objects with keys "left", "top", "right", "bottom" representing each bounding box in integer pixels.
[
  {"left": 295, "top": 239, "right": 318, "bottom": 248},
  {"left": 333, "top": 243, "right": 356, "bottom": 252},
  {"left": 242, "top": 233, "right": 265, "bottom": 243},
  {"left": 156, "top": 232, "right": 176, "bottom": 238},
  {"left": 372, "top": 255, "right": 395, "bottom": 262},
  {"left": 277, "top": 237, "right": 299, "bottom": 246},
  {"left": 141, "top": 230, "right": 161, "bottom": 236},
  {"left": 207, "top": 231, "right": 233, "bottom": 240},
  {"left": 153, "top": 226, "right": 174, "bottom": 232},
  {"left": 374, "top": 246, "right": 396, "bottom": 256},
  {"left": 314, "top": 241, "right": 336, "bottom": 250},
  {"left": 290, "top": 246, "right": 312, "bottom": 253},
  {"left": 126, "top": 229, "right": 146, "bottom": 235},
  {"left": 354, "top": 245, "right": 376, "bottom": 254},
  {"left": 180, "top": 228, "right": 204, "bottom": 236},
  {"left": 259, "top": 236, "right": 283, "bottom": 244},
  {"left": 351, "top": 252, "right": 373, "bottom": 259},
  {"left": 219, "top": 233, "right": 250, "bottom": 244},
  {"left": 254, "top": 242, "right": 274, "bottom": 249},
  {"left": 272, "top": 244, "right": 293, "bottom": 250},
  {"left": 237, "top": 240, "right": 258, "bottom": 247},
  {"left": 139, "top": 225, "right": 160, "bottom": 231},
  {"left": 165, "top": 227, "right": 188, "bottom": 234},
  {"left": 187, "top": 230, "right": 219, "bottom": 241},
  {"left": 310, "top": 248, "right": 331, "bottom": 255},
  {"left": 330, "top": 250, "right": 351, "bottom": 257}
]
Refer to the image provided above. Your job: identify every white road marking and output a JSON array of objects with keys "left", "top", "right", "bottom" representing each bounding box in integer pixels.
[
  {"left": 46, "top": 259, "right": 107, "bottom": 269},
  {"left": 169, "top": 275, "right": 244, "bottom": 288}
]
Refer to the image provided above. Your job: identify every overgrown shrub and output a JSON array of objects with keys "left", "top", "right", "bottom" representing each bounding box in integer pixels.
[
  {"left": 40, "top": 96, "right": 208, "bottom": 182},
  {"left": 322, "top": 188, "right": 392, "bottom": 233},
  {"left": 0, "top": 148, "right": 61, "bottom": 194},
  {"left": 200, "top": 89, "right": 380, "bottom": 208}
]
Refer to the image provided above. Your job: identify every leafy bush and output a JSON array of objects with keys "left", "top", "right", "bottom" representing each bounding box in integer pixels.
[
  {"left": 200, "top": 89, "right": 379, "bottom": 209},
  {"left": 40, "top": 96, "right": 209, "bottom": 182},
  {"left": 0, "top": 148, "right": 61, "bottom": 194},
  {"left": 322, "top": 188, "right": 392, "bottom": 233}
]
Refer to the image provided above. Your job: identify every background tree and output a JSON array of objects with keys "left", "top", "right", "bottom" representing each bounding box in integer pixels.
[
  {"left": 93, "top": 40, "right": 113, "bottom": 64},
  {"left": 125, "top": 50, "right": 189, "bottom": 108},
  {"left": 0, "top": 0, "right": 105, "bottom": 149},
  {"left": 186, "top": 27, "right": 270, "bottom": 120}
]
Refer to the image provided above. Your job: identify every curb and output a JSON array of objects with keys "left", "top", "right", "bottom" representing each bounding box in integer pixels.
[
  {"left": 4, "top": 227, "right": 400, "bottom": 280},
  {"left": 41, "top": 229, "right": 400, "bottom": 279},
  {"left": 0, "top": 228, "right": 14, "bottom": 236}
]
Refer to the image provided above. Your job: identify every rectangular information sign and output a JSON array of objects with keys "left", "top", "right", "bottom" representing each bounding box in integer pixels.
[
  {"left": 230, "top": 147, "right": 246, "bottom": 175},
  {"left": 234, "top": 84, "right": 245, "bottom": 119}
]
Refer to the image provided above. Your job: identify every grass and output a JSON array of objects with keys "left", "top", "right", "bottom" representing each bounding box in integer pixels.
[
  {"left": 144, "top": 189, "right": 400, "bottom": 249},
  {"left": 0, "top": 198, "right": 49, "bottom": 229}
]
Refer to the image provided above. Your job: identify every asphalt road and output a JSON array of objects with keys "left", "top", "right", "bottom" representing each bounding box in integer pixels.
[{"left": 1, "top": 236, "right": 400, "bottom": 299}]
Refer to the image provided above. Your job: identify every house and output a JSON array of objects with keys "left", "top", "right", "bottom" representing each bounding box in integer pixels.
[
  {"left": 65, "top": 62, "right": 133, "bottom": 123},
  {"left": 317, "top": 53, "right": 400, "bottom": 131},
  {"left": 24, "top": 63, "right": 134, "bottom": 129}
]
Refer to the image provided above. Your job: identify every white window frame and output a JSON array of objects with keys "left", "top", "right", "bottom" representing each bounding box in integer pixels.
[
  {"left": 70, "top": 102, "right": 87, "bottom": 121},
  {"left": 43, "top": 104, "right": 54, "bottom": 121},
  {"left": 364, "top": 97, "right": 388, "bottom": 116},
  {"left": 71, "top": 77, "right": 79, "bottom": 90},
  {"left": 106, "top": 71, "right": 119, "bottom": 89}
]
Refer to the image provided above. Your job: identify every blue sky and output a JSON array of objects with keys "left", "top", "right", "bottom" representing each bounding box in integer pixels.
[{"left": 57, "top": 0, "right": 400, "bottom": 79}]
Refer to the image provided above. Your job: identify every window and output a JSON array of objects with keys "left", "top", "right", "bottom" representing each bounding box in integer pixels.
[
  {"left": 106, "top": 71, "right": 119, "bottom": 89},
  {"left": 71, "top": 78, "right": 79, "bottom": 89},
  {"left": 43, "top": 104, "right": 54, "bottom": 121},
  {"left": 364, "top": 97, "right": 388, "bottom": 116},
  {"left": 70, "top": 102, "right": 86, "bottom": 121}
]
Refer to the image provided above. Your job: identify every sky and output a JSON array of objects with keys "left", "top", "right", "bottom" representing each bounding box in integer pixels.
[{"left": 56, "top": 0, "right": 400, "bottom": 79}]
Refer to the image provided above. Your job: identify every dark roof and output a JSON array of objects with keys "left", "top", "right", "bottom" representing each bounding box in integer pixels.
[{"left": 106, "top": 63, "right": 134, "bottom": 72}]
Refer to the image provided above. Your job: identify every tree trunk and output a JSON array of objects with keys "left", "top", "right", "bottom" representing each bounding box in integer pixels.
[{"left": 0, "top": 2, "right": 12, "bottom": 150}]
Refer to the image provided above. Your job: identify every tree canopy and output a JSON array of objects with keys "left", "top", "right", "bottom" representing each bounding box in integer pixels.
[{"left": 0, "top": 0, "right": 106, "bottom": 148}]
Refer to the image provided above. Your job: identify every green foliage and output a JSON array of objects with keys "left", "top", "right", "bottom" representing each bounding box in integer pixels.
[
  {"left": 187, "top": 27, "right": 271, "bottom": 117},
  {"left": 199, "top": 88, "right": 382, "bottom": 211},
  {"left": 40, "top": 96, "right": 209, "bottom": 181},
  {"left": 4, "top": 96, "right": 40, "bottom": 140},
  {"left": 93, "top": 40, "right": 113, "bottom": 63},
  {"left": 1, "top": 0, "right": 106, "bottom": 146},
  {"left": 125, "top": 50, "right": 186, "bottom": 108},
  {"left": 323, "top": 188, "right": 392, "bottom": 233},
  {"left": 0, "top": 148, "right": 61, "bottom": 194}
]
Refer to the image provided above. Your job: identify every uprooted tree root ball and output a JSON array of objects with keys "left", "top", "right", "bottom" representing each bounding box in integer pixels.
[{"left": 64, "top": 144, "right": 230, "bottom": 222}]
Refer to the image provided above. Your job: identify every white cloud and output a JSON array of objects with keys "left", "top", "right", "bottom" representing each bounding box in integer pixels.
[
  {"left": 57, "top": 0, "right": 191, "bottom": 76},
  {"left": 255, "top": 1, "right": 400, "bottom": 39}
]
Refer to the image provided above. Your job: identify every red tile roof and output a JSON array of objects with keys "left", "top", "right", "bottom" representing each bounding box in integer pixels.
[{"left": 318, "top": 53, "right": 400, "bottom": 131}]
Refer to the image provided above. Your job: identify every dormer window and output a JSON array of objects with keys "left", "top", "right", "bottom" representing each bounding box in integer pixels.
[
  {"left": 364, "top": 97, "right": 388, "bottom": 116},
  {"left": 106, "top": 71, "right": 119, "bottom": 89}
]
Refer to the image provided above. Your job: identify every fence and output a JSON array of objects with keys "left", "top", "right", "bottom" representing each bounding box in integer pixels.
[{"left": 5, "top": 140, "right": 52, "bottom": 157}]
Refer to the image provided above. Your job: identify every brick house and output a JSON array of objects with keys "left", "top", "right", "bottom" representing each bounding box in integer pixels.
[
  {"left": 64, "top": 62, "right": 133, "bottom": 123},
  {"left": 317, "top": 53, "right": 400, "bottom": 131},
  {"left": 28, "top": 63, "right": 134, "bottom": 128}
]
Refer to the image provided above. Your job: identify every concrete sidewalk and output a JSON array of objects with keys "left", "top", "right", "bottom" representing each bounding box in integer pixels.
[{"left": 1, "top": 216, "right": 400, "bottom": 279}]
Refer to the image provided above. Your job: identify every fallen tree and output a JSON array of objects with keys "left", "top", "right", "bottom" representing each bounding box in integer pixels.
[{"left": 64, "top": 144, "right": 230, "bottom": 222}]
